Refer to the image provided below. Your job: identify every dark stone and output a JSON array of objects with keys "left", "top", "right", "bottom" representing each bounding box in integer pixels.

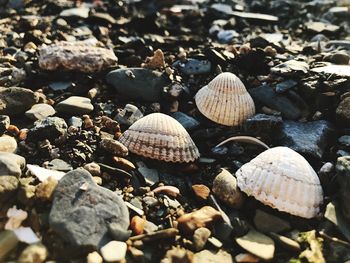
[
  {"left": 170, "top": 112, "right": 200, "bottom": 131},
  {"left": 106, "top": 68, "right": 170, "bottom": 102},
  {"left": 277, "top": 120, "right": 335, "bottom": 159},
  {"left": 275, "top": 79, "right": 298, "bottom": 93},
  {"left": 0, "top": 176, "right": 19, "bottom": 215},
  {"left": 172, "top": 59, "right": 212, "bottom": 75},
  {"left": 49, "top": 168, "right": 129, "bottom": 248},
  {"left": 27, "top": 117, "right": 67, "bottom": 141},
  {"left": 336, "top": 97, "right": 350, "bottom": 127},
  {"left": 336, "top": 157, "right": 350, "bottom": 223},
  {"left": 243, "top": 113, "right": 283, "bottom": 138},
  {"left": 249, "top": 85, "right": 302, "bottom": 120},
  {"left": 0, "top": 87, "right": 38, "bottom": 116},
  {"left": 0, "top": 115, "right": 10, "bottom": 134},
  {"left": 205, "top": 49, "right": 227, "bottom": 66},
  {"left": 235, "top": 49, "right": 269, "bottom": 75}
]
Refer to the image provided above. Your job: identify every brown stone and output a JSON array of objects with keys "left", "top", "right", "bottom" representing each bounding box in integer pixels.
[{"left": 192, "top": 185, "right": 210, "bottom": 200}]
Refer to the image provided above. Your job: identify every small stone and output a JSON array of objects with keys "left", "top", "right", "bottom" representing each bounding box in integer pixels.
[
  {"left": 337, "top": 97, "right": 350, "bottom": 127},
  {"left": 0, "top": 153, "right": 25, "bottom": 177},
  {"left": 106, "top": 68, "right": 170, "bottom": 102},
  {"left": 269, "top": 232, "right": 300, "bottom": 252},
  {"left": 27, "top": 117, "right": 67, "bottom": 141},
  {"left": 100, "top": 241, "right": 127, "bottom": 262},
  {"left": 142, "top": 49, "right": 165, "bottom": 70},
  {"left": 161, "top": 247, "right": 193, "bottom": 263},
  {"left": 271, "top": 60, "right": 309, "bottom": 75},
  {"left": 172, "top": 59, "right": 212, "bottom": 75},
  {"left": 56, "top": 96, "right": 94, "bottom": 115},
  {"left": 192, "top": 184, "right": 210, "bottom": 200},
  {"left": 0, "top": 87, "right": 38, "bottom": 116},
  {"left": 153, "top": 186, "right": 180, "bottom": 197},
  {"left": 243, "top": 113, "right": 283, "bottom": 139},
  {"left": 212, "top": 169, "right": 243, "bottom": 208},
  {"left": 0, "top": 115, "right": 10, "bottom": 134},
  {"left": 324, "top": 52, "right": 350, "bottom": 65},
  {"left": 87, "top": 251, "right": 103, "bottom": 263},
  {"left": 235, "top": 253, "right": 259, "bottom": 263},
  {"left": 0, "top": 135, "right": 17, "bottom": 153},
  {"left": 207, "top": 237, "right": 222, "bottom": 248},
  {"left": 18, "top": 244, "right": 48, "bottom": 263},
  {"left": 253, "top": 210, "right": 291, "bottom": 233},
  {"left": 217, "top": 30, "right": 239, "bottom": 43},
  {"left": 306, "top": 21, "right": 340, "bottom": 34},
  {"left": 112, "top": 157, "right": 135, "bottom": 171},
  {"left": 193, "top": 227, "right": 211, "bottom": 251},
  {"left": 130, "top": 216, "right": 146, "bottom": 235},
  {"left": 177, "top": 206, "right": 222, "bottom": 234},
  {"left": 25, "top": 104, "right": 56, "bottom": 120},
  {"left": 0, "top": 176, "right": 19, "bottom": 215},
  {"left": 84, "top": 162, "right": 101, "bottom": 176},
  {"left": 235, "top": 229, "right": 275, "bottom": 261},
  {"left": 100, "top": 138, "right": 128, "bottom": 157},
  {"left": 170, "top": 112, "right": 200, "bottom": 131},
  {"left": 45, "top": 159, "right": 72, "bottom": 172},
  {"left": 115, "top": 104, "right": 143, "bottom": 126},
  {"left": 48, "top": 81, "right": 72, "bottom": 91},
  {"left": 275, "top": 79, "right": 298, "bottom": 93},
  {"left": 193, "top": 249, "right": 233, "bottom": 263},
  {"left": 60, "top": 7, "right": 90, "bottom": 18},
  {"left": 35, "top": 177, "right": 58, "bottom": 201}
]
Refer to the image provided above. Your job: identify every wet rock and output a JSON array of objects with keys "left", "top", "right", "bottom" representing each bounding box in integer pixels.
[
  {"left": 0, "top": 87, "right": 38, "bottom": 116},
  {"left": 99, "top": 138, "right": 128, "bottom": 157},
  {"left": 253, "top": 210, "right": 291, "bottom": 233},
  {"left": 0, "top": 153, "right": 25, "bottom": 177},
  {"left": 49, "top": 169, "right": 129, "bottom": 248},
  {"left": 39, "top": 41, "right": 117, "bottom": 73},
  {"left": 0, "top": 115, "right": 10, "bottom": 134},
  {"left": 212, "top": 169, "right": 243, "bottom": 208},
  {"left": 56, "top": 96, "right": 94, "bottom": 115},
  {"left": 0, "top": 176, "right": 19, "bottom": 214},
  {"left": 336, "top": 97, "right": 350, "bottom": 127},
  {"left": 115, "top": 104, "right": 143, "bottom": 126},
  {"left": 100, "top": 241, "right": 127, "bottom": 262},
  {"left": 170, "top": 112, "right": 200, "bottom": 131},
  {"left": 172, "top": 59, "right": 211, "bottom": 75},
  {"left": 249, "top": 85, "right": 302, "bottom": 120},
  {"left": 235, "top": 229, "right": 275, "bottom": 261},
  {"left": 18, "top": 244, "right": 48, "bottom": 263},
  {"left": 106, "top": 68, "right": 170, "bottom": 102},
  {"left": 177, "top": 206, "right": 222, "bottom": 234},
  {"left": 25, "top": 104, "right": 55, "bottom": 121},
  {"left": 277, "top": 120, "right": 335, "bottom": 159},
  {"left": 0, "top": 135, "right": 17, "bottom": 153},
  {"left": 193, "top": 227, "right": 211, "bottom": 251},
  {"left": 193, "top": 249, "right": 233, "bottom": 263},
  {"left": 27, "top": 117, "right": 67, "bottom": 141}
]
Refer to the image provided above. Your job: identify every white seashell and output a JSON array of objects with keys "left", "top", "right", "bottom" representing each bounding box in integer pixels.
[
  {"left": 236, "top": 146, "right": 323, "bottom": 218},
  {"left": 119, "top": 113, "right": 199, "bottom": 163},
  {"left": 195, "top": 72, "right": 255, "bottom": 126}
]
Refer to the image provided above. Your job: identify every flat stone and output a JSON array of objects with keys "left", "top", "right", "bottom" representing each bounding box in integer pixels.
[
  {"left": 277, "top": 120, "right": 335, "bottom": 159},
  {"left": 27, "top": 117, "right": 67, "bottom": 141},
  {"left": 235, "top": 229, "right": 275, "bottom": 261},
  {"left": 269, "top": 232, "right": 300, "bottom": 252},
  {"left": 44, "top": 159, "right": 73, "bottom": 172},
  {"left": 56, "top": 96, "right": 94, "bottom": 115},
  {"left": 0, "top": 135, "right": 17, "bottom": 153},
  {"left": 249, "top": 85, "right": 302, "bottom": 120},
  {"left": 100, "top": 241, "right": 127, "bottom": 262},
  {"left": 49, "top": 169, "right": 129, "bottom": 248},
  {"left": 253, "top": 210, "right": 291, "bottom": 233},
  {"left": 172, "top": 59, "right": 212, "bottom": 75},
  {"left": 0, "top": 152, "right": 25, "bottom": 177},
  {"left": 106, "top": 68, "right": 170, "bottom": 102},
  {"left": 271, "top": 60, "right": 309, "bottom": 75},
  {"left": 306, "top": 21, "right": 340, "bottom": 34},
  {"left": 25, "top": 104, "right": 56, "bottom": 120},
  {"left": 170, "top": 112, "right": 200, "bottom": 131},
  {"left": 0, "top": 87, "right": 38, "bottom": 116},
  {"left": 138, "top": 167, "right": 159, "bottom": 185}
]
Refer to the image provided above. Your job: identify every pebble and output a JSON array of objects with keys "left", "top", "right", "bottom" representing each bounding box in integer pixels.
[
  {"left": 60, "top": 7, "right": 90, "bottom": 18},
  {"left": 193, "top": 249, "right": 233, "bottom": 263},
  {"left": 0, "top": 176, "right": 19, "bottom": 214},
  {"left": 243, "top": 113, "right": 283, "bottom": 138},
  {"left": 25, "top": 103, "right": 56, "bottom": 121},
  {"left": 100, "top": 241, "right": 127, "bottom": 262},
  {"left": 18, "top": 244, "right": 48, "bottom": 263},
  {"left": 269, "top": 232, "right": 301, "bottom": 252},
  {"left": 192, "top": 184, "right": 210, "bottom": 200},
  {"left": 49, "top": 169, "right": 129, "bottom": 248},
  {"left": 35, "top": 177, "right": 58, "bottom": 201},
  {"left": 336, "top": 156, "right": 350, "bottom": 222},
  {"left": 48, "top": 81, "right": 72, "bottom": 91},
  {"left": 277, "top": 120, "right": 334, "bottom": 159},
  {"left": 0, "top": 115, "right": 10, "bottom": 134},
  {"left": 337, "top": 97, "right": 350, "bottom": 127},
  {"left": 0, "top": 152, "right": 25, "bottom": 177},
  {"left": 115, "top": 104, "right": 143, "bottom": 126},
  {"left": 83, "top": 162, "right": 101, "bottom": 176},
  {"left": 271, "top": 60, "right": 309, "bottom": 75},
  {"left": 193, "top": 227, "right": 211, "bottom": 251},
  {"left": 177, "top": 206, "right": 222, "bottom": 234},
  {"left": 235, "top": 229, "right": 275, "bottom": 261},
  {"left": 87, "top": 251, "right": 103, "bottom": 263},
  {"left": 130, "top": 215, "right": 145, "bottom": 235},
  {"left": 235, "top": 253, "right": 260, "bottom": 263},
  {"left": 27, "top": 117, "right": 67, "bottom": 141},
  {"left": 0, "top": 135, "right": 17, "bottom": 153},
  {"left": 324, "top": 52, "right": 350, "bottom": 65},
  {"left": 100, "top": 138, "right": 128, "bottom": 157},
  {"left": 138, "top": 166, "right": 159, "bottom": 185},
  {"left": 253, "top": 210, "right": 291, "bottom": 233},
  {"left": 112, "top": 157, "right": 135, "bottom": 171},
  {"left": 106, "top": 68, "right": 170, "bottom": 102},
  {"left": 172, "top": 58, "right": 212, "bottom": 75},
  {"left": 212, "top": 169, "right": 243, "bottom": 208},
  {"left": 306, "top": 21, "right": 340, "bottom": 34},
  {"left": 45, "top": 159, "right": 72, "bottom": 172},
  {"left": 55, "top": 96, "right": 94, "bottom": 115},
  {"left": 0, "top": 87, "right": 38, "bottom": 116},
  {"left": 217, "top": 30, "right": 239, "bottom": 43},
  {"left": 170, "top": 112, "right": 200, "bottom": 131}
]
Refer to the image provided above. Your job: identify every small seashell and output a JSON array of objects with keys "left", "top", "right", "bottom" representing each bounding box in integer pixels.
[
  {"left": 236, "top": 146, "right": 323, "bottom": 218},
  {"left": 152, "top": 185, "right": 180, "bottom": 197},
  {"left": 195, "top": 72, "right": 255, "bottom": 126},
  {"left": 119, "top": 113, "right": 199, "bottom": 163}
]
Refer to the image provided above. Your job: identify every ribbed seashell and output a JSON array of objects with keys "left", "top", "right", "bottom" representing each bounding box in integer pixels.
[
  {"left": 119, "top": 113, "right": 200, "bottom": 163},
  {"left": 195, "top": 72, "right": 255, "bottom": 126},
  {"left": 236, "top": 146, "right": 323, "bottom": 218}
]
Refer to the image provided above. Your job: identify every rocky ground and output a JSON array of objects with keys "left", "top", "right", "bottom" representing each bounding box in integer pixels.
[{"left": 0, "top": 0, "right": 350, "bottom": 262}]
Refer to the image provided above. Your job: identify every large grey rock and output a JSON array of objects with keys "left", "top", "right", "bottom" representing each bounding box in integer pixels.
[
  {"left": 49, "top": 169, "right": 129, "bottom": 248},
  {"left": 27, "top": 117, "right": 67, "bottom": 141},
  {"left": 277, "top": 120, "right": 335, "bottom": 159},
  {"left": 249, "top": 85, "right": 303, "bottom": 120},
  {"left": 336, "top": 157, "right": 350, "bottom": 223},
  {"left": 0, "top": 152, "right": 25, "bottom": 177},
  {"left": 55, "top": 96, "right": 94, "bottom": 115},
  {"left": 106, "top": 68, "right": 170, "bottom": 102},
  {"left": 0, "top": 87, "right": 38, "bottom": 116}
]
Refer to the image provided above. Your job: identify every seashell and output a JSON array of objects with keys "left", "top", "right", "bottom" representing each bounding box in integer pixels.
[
  {"left": 236, "top": 146, "right": 323, "bottom": 218},
  {"left": 119, "top": 113, "right": 199, "bottom": 163},
  {"left": 195, "top": 72, "right": 255, "bottom": 126}
]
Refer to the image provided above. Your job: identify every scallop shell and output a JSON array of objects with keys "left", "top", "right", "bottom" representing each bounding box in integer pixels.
[
  {"left": 236, "top": 146, "right": 323, "bottom": 218},
  {"left": 195, "top": 72, "right": 255, "bottom": 126},
  {"left": 119, "top": 113, "right": 200, "bottom": 163}
]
